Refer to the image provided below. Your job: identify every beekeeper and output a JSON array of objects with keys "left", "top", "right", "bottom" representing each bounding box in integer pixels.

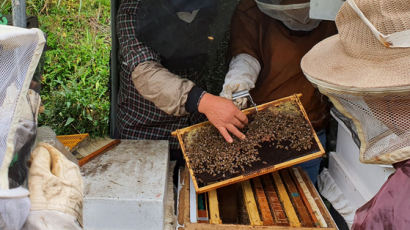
[
  {"left": 0, "top": 143, "right": 83, "bottom": 230},
  {"left": 301, "top": 0, "right": 410, "bottom": 228},
  {"left": 0, "top": 25, "right": 82, "bottom": 230},
  {"left": 116, "top": 0, "right": 247, "bottom": 158},
  {"left": 220, "top": 0, "right": 337, "bottom": 183}
]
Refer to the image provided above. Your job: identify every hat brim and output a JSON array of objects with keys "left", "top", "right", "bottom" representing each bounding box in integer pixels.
[{"left": 301, "top": 35, "right": 410, "bottom": 91}]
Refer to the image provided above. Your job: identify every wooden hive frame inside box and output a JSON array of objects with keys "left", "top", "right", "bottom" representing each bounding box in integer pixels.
[
  {"left": 172, "top": 94, "right": 325, "bottom": 194},
  {"left": 177, "top": 167, "right": 337, "bottom": 230}
]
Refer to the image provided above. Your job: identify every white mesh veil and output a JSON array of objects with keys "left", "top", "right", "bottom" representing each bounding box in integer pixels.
[
  {"left": 255, "top": 0, "right": 321, "bottom": 31},
  {"left": 0, "top": 25, "right": 45, "bottom": 189},
  {"left": 301, "top": 0, "right": 410, "bottom": 165},
  {"left": 308, "top": 84, "right": 410, "bottom": 165}
]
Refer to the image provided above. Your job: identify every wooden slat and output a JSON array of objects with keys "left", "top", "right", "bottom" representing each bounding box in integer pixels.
[
  {"left": 261, "top": 175, "right": 289, "bottom": 226},
  {"left": 296, "top": 168, "right": 337, "bottom": 229},
  {"left": 198, "top": 210, "right": 209, "bottom": 223},
  {"left": 178, "top": 168, "right": 191, "bottom": 227},
  {"left": 78, "top": 139, "right": 121, "bottom": 166},
  {"left": 280, "top": 169, "right": 314, "bottom": 227},
  {"left": 198, "top": 193, "right": 209, "bottom": 223},
  {"left": 290, "top": 168, "right": 320, "bottom": 227},
  {"left": 292, "top": 168, "right": 327, "bottom": 227},
  {"left": 252, "top": 177, "right": 274, "bottom": 225},
  {"left": 241, "top": 181, "right": 263, "bottom": 226},
  {"left": 208, "top": 190, "right": 222, "bottom": 224},
  {"left": 272, "top": 172, "right": 301, "bottom": 227},
  {"left": 184, "top": 222, "right": 336, "bottom": 230}
]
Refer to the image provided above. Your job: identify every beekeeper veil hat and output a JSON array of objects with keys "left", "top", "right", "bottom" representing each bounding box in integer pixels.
[
  {"left": 302, "top": 0, "right": 410, "bottom": 164},
  {"left": 255, "top": 0, "right": 321, "bottom": 31},
  {"left": 0, "top": 25, "right": 45, "bottom": 189}
]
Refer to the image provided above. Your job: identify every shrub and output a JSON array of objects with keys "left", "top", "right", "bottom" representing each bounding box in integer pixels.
[{"left": 25, "top": 0, "right": 111, "bottom": 136}]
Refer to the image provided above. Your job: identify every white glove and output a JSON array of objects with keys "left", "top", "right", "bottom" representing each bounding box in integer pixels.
[
  {"left": 28, "top": 143, "right": 83, "bottom": 227},
  {"left": 220, "top": 54, "right": 261, "bottom": 109},
  {"left": 0, "top": 187, "right": 30, "bottom": 230}
]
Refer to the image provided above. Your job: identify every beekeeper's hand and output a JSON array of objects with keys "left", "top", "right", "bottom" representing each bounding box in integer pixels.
[
  {"left": 198, "top": 93, "right": 248, "bottom": 143},
  {"left": 23, "top": 143, "right": 83, "bottom": 230},
  {"left": 220, "top": 54, "right": 261, "bottom": 109}
]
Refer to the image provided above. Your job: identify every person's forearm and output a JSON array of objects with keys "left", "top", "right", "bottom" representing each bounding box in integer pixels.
[
  {"left": 132, "top": 61, "right": 202, "bottom": 116},
  {"left": 224, "top": 53, "right": 261, "bottom": 88}
]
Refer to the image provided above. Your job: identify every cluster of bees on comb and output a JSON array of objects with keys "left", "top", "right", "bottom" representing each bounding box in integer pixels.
[{"left": 183, "top": 101, "right": 314, "bottom": 181}]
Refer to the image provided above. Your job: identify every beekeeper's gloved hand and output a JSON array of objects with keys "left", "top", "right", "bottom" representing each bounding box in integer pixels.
[
  {"left": 23, "top": 143, "right": 83, "bottom": 230},
  {"left": 220, "top": 54, "right": 261, "bottom": 109},
  {"left": 0, "top": 187, "right": 30, "bottom": 230}
]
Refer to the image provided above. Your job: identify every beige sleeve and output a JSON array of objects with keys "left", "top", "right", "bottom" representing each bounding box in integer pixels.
[{"left": 132, "top": 61, "right": 195, "bottom": 116}]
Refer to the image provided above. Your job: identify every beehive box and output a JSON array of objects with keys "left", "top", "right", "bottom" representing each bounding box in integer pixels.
[
  {"left": 82, "top": 140, "right": 169, "bottom": 230},
  {"left": 172, "top": 94, "right": 325, "bottom": 193},
  {"left": 177, "top": 167, "right": 337, "bottom": 229}
]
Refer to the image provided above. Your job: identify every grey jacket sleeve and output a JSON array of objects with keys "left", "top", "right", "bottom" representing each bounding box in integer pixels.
[{"left": 132, "top": 61, "right": 196, "bottom": 116}]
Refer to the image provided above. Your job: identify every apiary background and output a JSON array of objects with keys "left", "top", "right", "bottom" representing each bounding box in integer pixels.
[
  {"left": 173, "top": 94, "right": 325, "bottom": 193},
  {"left": 177, "top": 167, "right": 337, "bottom": 230}
]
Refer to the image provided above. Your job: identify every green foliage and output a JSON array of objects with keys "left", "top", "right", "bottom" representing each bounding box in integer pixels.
[
  {"left": 0, "top": 0, "right": 12, "bottom": 15},
  {"left": 0, "top": 13, "right": 7, "bottom": 25},
  {"left": 26, "top": 0, "right": 111, "bottom": 136},
  {"left": 0, "top": 0, "right": 10, "bottom": 24}
]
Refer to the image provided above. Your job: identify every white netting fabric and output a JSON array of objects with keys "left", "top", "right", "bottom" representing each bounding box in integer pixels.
[
  {"left": 0, "top": 25, "right": 45, "bottom": 189},
  {"left": 301, "top": 0, "right": 410, "bottom": 165},
  {"left": 321, "top": 88, "right": 410, "bottom": 164},
  {"left": 255, "top": 0, "right": 321, "bottom": 31}
]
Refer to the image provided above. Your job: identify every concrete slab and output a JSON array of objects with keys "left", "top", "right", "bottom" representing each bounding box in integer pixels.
[{"left": 81, "top": 140, "right": 169, "bottom": 230}]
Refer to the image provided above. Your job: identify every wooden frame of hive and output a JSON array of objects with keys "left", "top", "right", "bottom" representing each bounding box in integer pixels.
[
  {"left": 57, "top": 133, "right": 89, "bottom": 151},
  {"left": 172, "top": 94, "right": 325, "bottom": 194},
  {"left": 177, "top": 167, "right": 337, "bottom": 230}
]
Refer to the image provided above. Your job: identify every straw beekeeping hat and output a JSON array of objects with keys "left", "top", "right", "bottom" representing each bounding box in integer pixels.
[
  {"left": 301, "top": 0, "right": 410, "bottom": 165},
  {"left": 301, "top": 0, "right": 410, "bottom": 91}
]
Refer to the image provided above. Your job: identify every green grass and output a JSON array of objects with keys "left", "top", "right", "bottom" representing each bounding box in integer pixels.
[
  {"left": 0, "top": 1, "right": 11, "bottom": 24},
  {"left": 21, "top": 0, "right": 112, "bottom": 136}
]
